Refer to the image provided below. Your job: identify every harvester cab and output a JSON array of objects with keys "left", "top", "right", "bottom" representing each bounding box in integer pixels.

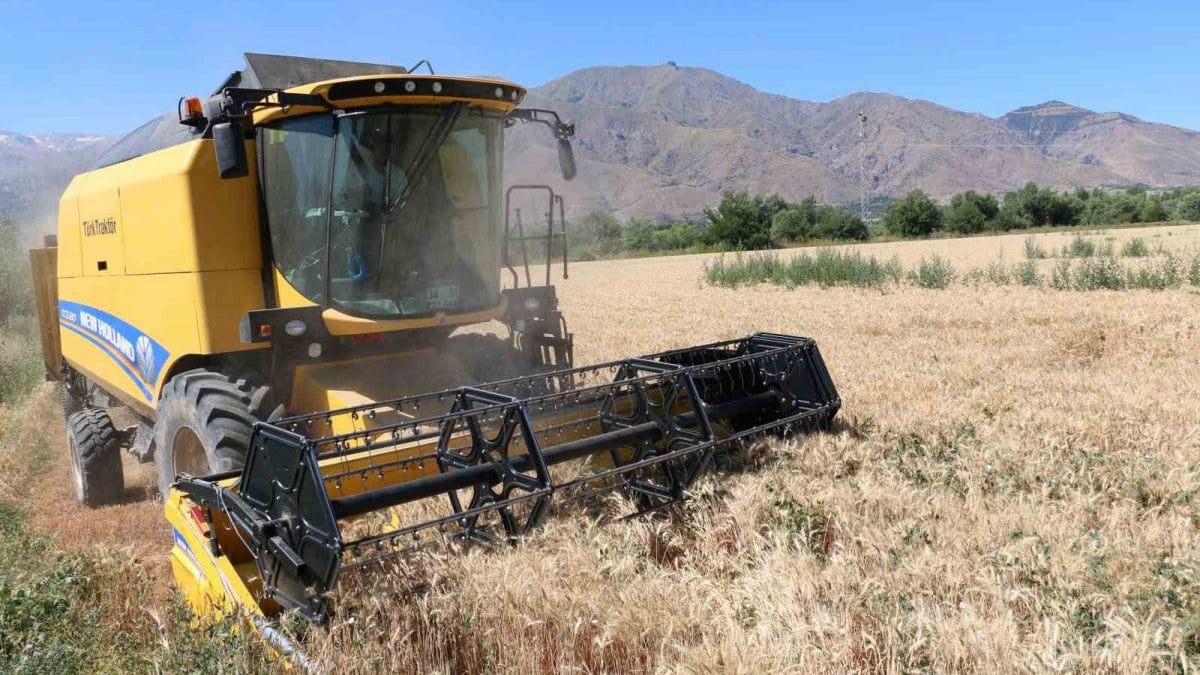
[{"left": 27, "top": 53, "right": 841, "bottom": 648}]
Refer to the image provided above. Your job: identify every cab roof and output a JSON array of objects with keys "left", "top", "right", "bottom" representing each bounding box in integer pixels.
[{"left": 215, "top": 53, "right": 410, "bottom": 93}]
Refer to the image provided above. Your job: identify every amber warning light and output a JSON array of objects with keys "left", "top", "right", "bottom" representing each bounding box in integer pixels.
[{"left": 178, "top": 96, "right": 206, "bottom": 128}]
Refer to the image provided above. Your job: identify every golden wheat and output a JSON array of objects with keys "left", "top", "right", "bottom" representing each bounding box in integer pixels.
[{"left": 8, "top": 223, "right": 1200, "bottom": 673}]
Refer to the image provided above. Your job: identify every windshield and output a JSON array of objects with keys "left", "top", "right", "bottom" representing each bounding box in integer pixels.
[{"left": 259, "top": 107, "right": 504, "bottom": 318}]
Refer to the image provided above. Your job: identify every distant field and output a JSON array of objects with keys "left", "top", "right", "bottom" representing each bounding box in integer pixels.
[{"left": 3, "top": 223, "right": 1199, "bottom": 672}]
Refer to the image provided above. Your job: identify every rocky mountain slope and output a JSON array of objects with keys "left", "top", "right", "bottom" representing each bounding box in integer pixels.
[
  {"left": 507, "top": 64, "right": 1200, "bottom": 219},
  {"left": 0, "top": 132, "right": 113, "bottom": 233},
  {"left": 5, "top": 63, "right": 1200, "bottom": 226}
]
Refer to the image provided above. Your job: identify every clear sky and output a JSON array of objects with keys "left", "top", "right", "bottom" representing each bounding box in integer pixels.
[{"left": 3, "top": 0, "right": 1197, "bottom": 136}]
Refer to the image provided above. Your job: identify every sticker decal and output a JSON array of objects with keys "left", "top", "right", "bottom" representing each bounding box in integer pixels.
[
  {"left": 173, "top": 527, "right": 205, "bottom": 582},
  {"left": 58, "top": 300, "right": 169, "bottom": 401}
]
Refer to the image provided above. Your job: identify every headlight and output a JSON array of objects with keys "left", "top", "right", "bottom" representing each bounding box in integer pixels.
[
  {"left": 284, "top": 319, "right": 307, "bottom": 337},
  {"left": 307, "top": 343, "right": 323, "bottom": 358},
  {"left": 523, "top": 297, "right": 541, "bottom": 312}
]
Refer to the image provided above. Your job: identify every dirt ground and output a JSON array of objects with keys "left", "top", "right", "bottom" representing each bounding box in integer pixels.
[{"left": 19, "top": 222, "right": 1200, "bottom": 672}]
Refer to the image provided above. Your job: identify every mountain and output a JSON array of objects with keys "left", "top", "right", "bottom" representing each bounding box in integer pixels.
[
  {"left": 5, "top": 63, "right": 1200, "bottom": 227},
  {"left": 506, "top": 64, "right": 1200, "bottom": 220},
  {"left": 0, "top": 132, "right": 114, "bottom": 234}
]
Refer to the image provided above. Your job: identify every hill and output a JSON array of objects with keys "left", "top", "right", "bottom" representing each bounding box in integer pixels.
[
  {"left": 0, "top": 132, "right": 113, "bottom": 234},
  {"left": 507, "top": 64, "right": 1200, "bottom": 219},
  {"left": 5, "top": 64, "right": 1200, "bottom": 225}
]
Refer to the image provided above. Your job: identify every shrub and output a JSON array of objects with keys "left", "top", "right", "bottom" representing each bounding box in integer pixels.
[
  {"left": 1061, "top": 235, "right": 1097, "bottom": 259},
  {"left": 1023, "top": 237, "right": 1048, "bottom": 259},
  {"left": 811, "top": 207, "right": 870, "bottom": 241},
  {"left": 703, "top": 190, "right": 787, "bottom": 250},
  {"left": 944, "top": 190, "right": 999, "bottom": 234},
  {"left": 907, "top": 255, "right": 956, "bottom": 289},
  {"left": 1017, "top": 260, "right": 1042, "bottom": 287},
  {"left": 769, "top": 198, "right": 816, "bottom": 245},
  {"left": 1121, "top": 238, "right": 1150, "bottom": 257},
  {"left": 882, "top": 190, "right": 942, "bottom": 237},
  {"left": 704, "top": 250, "right": 902, "bottom": 289}
]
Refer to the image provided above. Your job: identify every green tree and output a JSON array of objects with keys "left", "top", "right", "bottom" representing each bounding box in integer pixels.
[
  {"left": 703, "top": 190, "right": 785, "bottom": 249},
  {"left": 1140, "top": 197, "right": 1168, "bottom": 223},
  {"left": 812, "top": 207, "right": 870, "bottom": 240},
  {"left": 1175, "top": 191, "right": 1200, "bottom": 221},
  {"left": 943, "top": 190, "right": 999, "bottom": 234},
  {"left": 1002, "top": 182, "right": 1080, "bottom": 227},
  {"left": 881, "top": 190, "right": 942, "bottom": 236},
  {"left": 769, "top": 198, "right": 816, "bottom": 245},
  {"left": 621, "top": 217, "right": 658, "bottom": 251},
  {"left": 572, "top": 210, "right": 623, "bottom": 256}
]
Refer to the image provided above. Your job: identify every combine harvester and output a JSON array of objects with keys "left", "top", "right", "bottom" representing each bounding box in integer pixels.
[{"left": 29, "top": 54, "right": 840, "bottom": 653}]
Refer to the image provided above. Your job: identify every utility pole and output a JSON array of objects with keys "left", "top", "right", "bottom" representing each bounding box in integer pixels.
[{"left": 858, "top": 110, "right": 868, "bottom": 222}]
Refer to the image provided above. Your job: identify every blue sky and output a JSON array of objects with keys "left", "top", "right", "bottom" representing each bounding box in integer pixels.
[{"left": 3, "top": 0, "right": 1197, "bottom": 135}]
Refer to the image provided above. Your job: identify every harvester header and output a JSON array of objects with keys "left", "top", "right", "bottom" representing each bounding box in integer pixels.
[{"left": 174, "top": 333, "right": 839, "bottom": 622}]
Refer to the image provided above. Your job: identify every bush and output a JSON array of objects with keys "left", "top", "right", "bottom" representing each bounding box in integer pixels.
[
  {"left": 944, "top": 191, "right": 999, "bottom": 234},
  {"left": 1174, "top": 191, "right": 1200, "bottom": 221},
  {"left": 812, "top": 207, "right": 869, "bottom": 241},
  {"left": 1024, "top": 237, "right": 1048, "bottom": 259},
  {"left": 1061, "top": 235, "right": 1098, "bottom": 259},
  {"left": 1017, "top": 260, "right": 1042, "bottom": 287},
  {"left": 1121, "top": 238, "right": 1151, "bottom": 257},
  {"left": 769, "top": 197, "right": 816, "bottom": 245},
  {"left": 907, "top": 255, "right": 956, "bottom": 289},
  {"left": 703, "top": 190, "right": 787, "bottom": 250},
  {"left": 882, "top": 190, "right": 942, "bottom": 236},
  {"left": 1001, "top": 182, "right": 1081, "bottom": 227},
  {"left": 704, "top": 250, "right": 902, "bottom": 289},
  {"left": 571, "top": 211, "right": 623, "bottom": 257},
  {"left": 623, "top": 218, "right": 705, "bottom": 252}
]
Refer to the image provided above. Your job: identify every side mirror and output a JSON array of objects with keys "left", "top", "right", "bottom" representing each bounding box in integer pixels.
[
  {"left": 557, "top": 139, "right": 577, "bottom": 181},
  {"left": 213, "top": 122, "right": 249, "bottom": 179}
]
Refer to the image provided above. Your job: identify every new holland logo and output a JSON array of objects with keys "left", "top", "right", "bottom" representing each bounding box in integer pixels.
[
  {"left": 135, "top": 335, "right": 156, "bottom": 384},
  {"left": 57, "top": 300, "right": 169, "bottom": 402}
]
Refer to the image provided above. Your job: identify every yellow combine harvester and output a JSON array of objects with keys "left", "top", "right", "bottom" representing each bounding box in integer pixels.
[{"left": 30, "top": 54, "right": 840, "bottom": 646}]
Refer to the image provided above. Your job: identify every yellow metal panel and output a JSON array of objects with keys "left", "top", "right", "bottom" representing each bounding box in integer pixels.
[
  {"left": 112, "top": 140, "right": 262, "bottom": 275},
  {"left": 187, "top": 139, "right": 262, "bottom": 272},
  {"left": 58, "top": 273, "right": 201, "bottom": 406},
  {"left": 192, "top": 268, "right": 269, "bottom": 354},
  {"left": 273, "top": 268, "right": 506, "bottom": 334},
  {"left": 56, "top": 177, "right": 83, "bottom": 278},
  {"left": 76, "top": 174, "right": 125, "bottom": 276}
]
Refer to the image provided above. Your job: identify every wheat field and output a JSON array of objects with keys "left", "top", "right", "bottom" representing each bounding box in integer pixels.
[{"left": 5, "top": 223, "right": 1200, "bottom": 673}]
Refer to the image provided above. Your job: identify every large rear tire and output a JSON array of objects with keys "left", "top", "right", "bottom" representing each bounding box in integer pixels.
[
  {"left": 66, "top": 408, "right": 124, "bottom": 507},
  {"left": 154, "top": 369, "right": 279, "bottom": 497}
]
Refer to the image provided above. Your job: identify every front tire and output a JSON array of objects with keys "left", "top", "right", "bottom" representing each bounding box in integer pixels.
[
  {"left": 66, "top": 408, "right": 124, "bottom": 507},
  {"left": 154, "top": 369, "right": 279, "bottom": 497}
]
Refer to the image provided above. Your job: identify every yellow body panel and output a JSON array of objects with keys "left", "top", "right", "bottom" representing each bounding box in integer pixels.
[{"left": 56, "top": 137, "right": 267, "bottom": 408}]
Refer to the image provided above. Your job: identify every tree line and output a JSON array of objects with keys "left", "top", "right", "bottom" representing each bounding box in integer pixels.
[
  {"left": 881, "top": 183, "right": 1200, "bottom": 237},
  {"left": 566, "top": 184, "right": 1200, "bottom": 260}
]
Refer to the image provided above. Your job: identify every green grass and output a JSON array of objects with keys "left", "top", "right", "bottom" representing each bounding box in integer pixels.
[
  {"left": 1121, "top": 237, "right": 1152, "bottom": 257},
  {"left": 907, "top": 255, "right": 956, "bottom": 289},
  {"left": 703, "top": 250, "right": 903, "bottom": 289},
  {"left": 0, "top": 497, "right": 274, "bottom": 673},
  {"left": 706, "top": 247, "right": 1200, "bottom": 293},
  {"left": 0, "top": 317, "right": 45, "bottom": 406}
]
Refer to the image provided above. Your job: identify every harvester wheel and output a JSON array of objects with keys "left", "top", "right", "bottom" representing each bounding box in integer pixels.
[
  {"left": 154, "top": 369, "right": 280, "bottom": 497},
  {"left": 66, "top": 407, "right": 124, "bottom": 507},
  {"left": 60, "top": 373, "right": 90, "bottom": 419}
]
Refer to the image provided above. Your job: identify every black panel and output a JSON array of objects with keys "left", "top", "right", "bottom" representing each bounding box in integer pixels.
[
  {"left": 243, "top": 53, "right": 408, "bottom": 90},
  {"left": 326, "top": 77, "right": 523, "bottom": 105}
]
